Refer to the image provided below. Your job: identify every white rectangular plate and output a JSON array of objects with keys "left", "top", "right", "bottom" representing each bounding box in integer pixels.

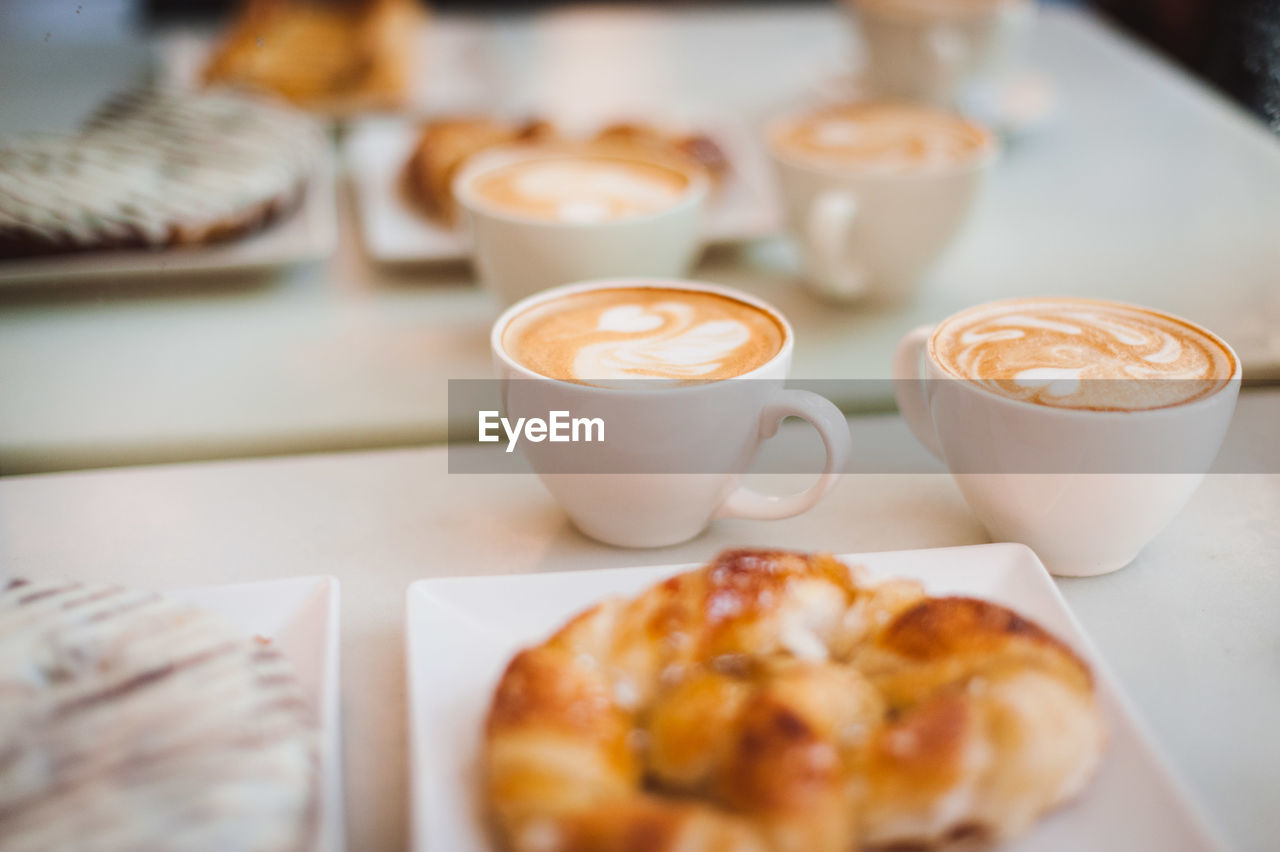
[
  {"left": 406, "top": 543, "right": 1222, "bottom": 852},
  {"left": 0, "top": 149, "right": 338, "bottom": 287},
  {"left": 346, "top": 116, "right": 780, "bottom": 264},
  {"left": 171, "top": 576, "right": 346, "bottom": 852}
]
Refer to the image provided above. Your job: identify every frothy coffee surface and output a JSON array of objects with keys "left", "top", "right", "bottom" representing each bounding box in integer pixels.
[
  {"left": 470, "top": 156, "right": 689, "bottom": 223},
  {"left": 931, "top": 298, "right": 1237, "bottom": 410},
  {"left": 503, "top": 287, "right": 786, "bottom": 385},
  {"left": 771, "top": 102, "right": 991, "bottom": 174}
]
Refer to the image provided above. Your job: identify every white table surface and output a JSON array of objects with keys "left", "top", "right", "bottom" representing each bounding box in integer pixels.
[
  {"left": 2, "top": 390, "right": 1277, "bottom": 852},
  {"left": 2, "top": 4, "right": 1280, "bottom": 474}
]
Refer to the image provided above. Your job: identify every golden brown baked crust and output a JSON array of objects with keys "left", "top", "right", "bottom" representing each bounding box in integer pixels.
[
  {"left": 484, "top": 549, "right": 1105, "bottom": 852},
  {"left": 203, "top": 0, "right": 421, "bottom": 115},
  {"left": 401, "top": 116, "right": 728, "bottom": 225},
  {"left": 592, "top": 121, "right": 730, "bottom": 184}
]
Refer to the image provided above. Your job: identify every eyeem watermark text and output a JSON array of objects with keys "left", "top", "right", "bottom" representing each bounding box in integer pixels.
[{"left": 478, "top": 410, "right": 605, "bottom": 453}]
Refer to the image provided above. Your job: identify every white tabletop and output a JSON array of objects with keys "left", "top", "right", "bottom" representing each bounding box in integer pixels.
[
  {"left": 2, "top": 390, "right": 1277, "bottom": 852},
  {"left": 3, "top": 4, "right": 1280, "bottom": 474}
]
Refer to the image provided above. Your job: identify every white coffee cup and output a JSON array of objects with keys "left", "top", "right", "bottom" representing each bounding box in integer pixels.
[
  {"left": 491, "top": 278, "right": 852, "bottom": 548},
  {"left": 455, "top": 148, "right": 708, "bottom": 307},
  {"left": 766, "top": 109, "right": 997, "bottom": 303},
  {"left": 850, "top": 0, "right": 1036, "bottom": 107},
  {"left": 892, "top": 299, "right": 1242, "bottom": 577}
]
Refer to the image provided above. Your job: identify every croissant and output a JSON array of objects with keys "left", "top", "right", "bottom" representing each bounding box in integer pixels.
[{"left": 484, "top": 549, "right": 1104, "bottom": 851}]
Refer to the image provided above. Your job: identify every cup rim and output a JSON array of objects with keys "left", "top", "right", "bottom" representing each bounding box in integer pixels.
[
  {"left": 452, "top": 145, "right": 710, "bottom": 230},
  {"left": 923, "top": 296, "right": 1244, "bottom": 418},
  {"left": 491, "top": 277, "right": 794, "bottom": 391},
  {"left": 763, "top": 103, "right": 1000, "bottom": 181}
]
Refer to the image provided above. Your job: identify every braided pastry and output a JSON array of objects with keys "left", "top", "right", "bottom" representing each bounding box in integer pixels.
[{"left": 485, "top": 550, "right": 1104, "bottom": 851}]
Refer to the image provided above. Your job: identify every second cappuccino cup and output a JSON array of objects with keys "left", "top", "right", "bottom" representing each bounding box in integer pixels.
[
  {"left": 455, "top": 148, "right": 708, "bottom": 307},
  {"left": 893, "top": 297, "right": 1241, "bottom": 577}
]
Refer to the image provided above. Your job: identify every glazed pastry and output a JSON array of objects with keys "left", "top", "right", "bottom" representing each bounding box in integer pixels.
[
  {"left": 0, "top": 578, "right": 319, "bottom": 852},
  {"left": 203, "top": 0, "right": 422, "bottom": 115},
  {"left": 592, "top": 121, "right": 730, "bottom": 185},
  {"left": 484, "top": 549, "right": 1105, "bottom": 851},
  {"left": 0, "top": 86, "right": 322, "bottom": 260}
]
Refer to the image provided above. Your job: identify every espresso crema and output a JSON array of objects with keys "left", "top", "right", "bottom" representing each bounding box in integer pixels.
[
  {"left": 931, "top": 298, "right": 1237, "bottom": 411},
  {"left": 470, "top": 156, "right": 690, "bottom": 224},
  {"left": 502, "top": 286, "right": 786, "bottom": 385},
  {"left": 771, "top": 102, "right": 992, "bottom": 174}
]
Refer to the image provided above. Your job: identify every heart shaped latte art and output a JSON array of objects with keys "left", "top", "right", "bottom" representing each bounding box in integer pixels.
[
  {"left": 574, "top": 301, "right": 752, "bottom": 382},
  {"left": 595, "top": 305, "right": 667, "bottom": 334}
]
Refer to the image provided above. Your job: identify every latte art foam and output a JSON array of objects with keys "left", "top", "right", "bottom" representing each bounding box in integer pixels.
[
  {"left": 471, "top": 157, "right": 689, "bottom": 223},
  {"left": 503, "top": 287, "right": 785, "bottom": 385},
  {"left": 771, "top": 102, "right": 992, "bottom": 174},
  {"left": 931, "top": 299, "right": 1237, "bottom": 410}
]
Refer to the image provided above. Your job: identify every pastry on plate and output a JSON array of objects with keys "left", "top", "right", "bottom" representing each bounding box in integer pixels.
[
  {"left": 203, "top": 0, "right": 422, "bottom": 115},
  {"left": 484, "top": 549, "right": 1105, "bottom": 851},
  {"left": 0, "top": 86, "right": 323, "bottom": 260},
  {"left": 403, "top": 116, "right": 561, "bottom": 224},
  {"left": 0, "top": 578, "right": 319, "bottom": 852},
  {"left": 592, "top": 121, "right": 730, "bottom": 185},
  {"left": 401, "top": 116, "right": 728, "bottom": 224}
]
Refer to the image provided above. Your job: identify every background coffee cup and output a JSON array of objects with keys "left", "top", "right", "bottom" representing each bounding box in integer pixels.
[
  {"left": 455, "top": 148, "right": 708, "bottom": 307},
  {"left": 892, "top": 300, "right": 1242, "bottom": 577},
  {"left": 491, "top": 278, "right": 852, "bottom": 548},
  {"left": 767, "top": 109, "right": 997, "bottom": 303},
  {"left": 849, "top": 0, "right": 1036, "bottom": 107}
]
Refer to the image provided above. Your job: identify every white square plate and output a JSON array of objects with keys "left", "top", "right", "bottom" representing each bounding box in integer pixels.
[
  {"left": 0, "top": 150, "right": 338, "bottom": 287},
  {"left": 345, "top": 117, "right": 781, "bottom": 264},
  {"left": 171, "top": 575, "right": 346, "bottom": 852},
  {"left": 406, "top": 543, "right": 1222, "bottom": 852}
]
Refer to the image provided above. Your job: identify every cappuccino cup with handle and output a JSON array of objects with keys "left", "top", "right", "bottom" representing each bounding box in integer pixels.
[
  {"left": 767, "top": 101, "right": 997, "bottom": 302},
  {"left": 491, "top": 277, "right": 852, "bottom": 548},
  {"left": 893, "top": 297, "right": 1241, "bottom": 577},
  {"left": 455, "top": 146, "right": 708, "bottom": 306},
  {"left": 849, "top": 0, "right": 1036, "bottom": 107}
]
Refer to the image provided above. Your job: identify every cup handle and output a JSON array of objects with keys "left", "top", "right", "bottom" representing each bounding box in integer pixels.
[
  {"left": 714, "top": 389, "right": 851, "bottom": 521},
  {"left": 892, "top": 325, "right": 944, "bottom": 460},
  {"left": 805, "top": 190, "right": 867, "bottom": 300}
]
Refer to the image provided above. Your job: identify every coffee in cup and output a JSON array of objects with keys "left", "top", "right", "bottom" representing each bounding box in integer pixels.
[
  {"left": 455, "top": 149, "right": 707, "bottom": 306},
  {"left": 468, "top": 156, "right": 691, "bottom": 224},
  {"left": 500, "top": 286, "right": 786, "bottom": 386},
  {"left": 848, "top": 0, "right": 1035, "bottom": 107},
  {"left": 770, "top": 101, "right": 991, "bottom": 174},
  {"left": 894, "top": 297, "right": 1241, "bottom": 577},
  {"left": 930, "top": 298, "right": 1237, "bottom": 411},
  {"left": 767, "top": 102, "right": 996, "bottom": 302},
  {"left": 491, "top": 278, "right": 852, "bottom": 548}
]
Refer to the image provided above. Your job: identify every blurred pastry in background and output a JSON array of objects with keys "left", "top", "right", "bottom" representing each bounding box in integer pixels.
[
  {"left": 203, "top": 0, "right": 423, "bottom": 115},
  {"left": 403, "top": 116, "right": 561, "bottom": 224},
  {"left": 0, "top": 578, "right": 319, "bottom": 851},
  {"left": 0, "top": 87, "right": 323, "bottom": 260},
  {"left": 402, "top": 115, "right": 728, "bottom": 225},
  {"left": 592, "top": 121, "right": 730, "bottom": 184}
]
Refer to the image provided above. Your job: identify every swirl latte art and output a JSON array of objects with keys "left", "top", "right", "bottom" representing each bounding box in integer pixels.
[
  {"left": 931, "top": 298, "right": 1237, "bottom": 410},
  {"left": 771, "top": 102, "right": 992, "bottom": 174},
  {"left": 502, "top": 287, "right": 785, "bottom": 385}
]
